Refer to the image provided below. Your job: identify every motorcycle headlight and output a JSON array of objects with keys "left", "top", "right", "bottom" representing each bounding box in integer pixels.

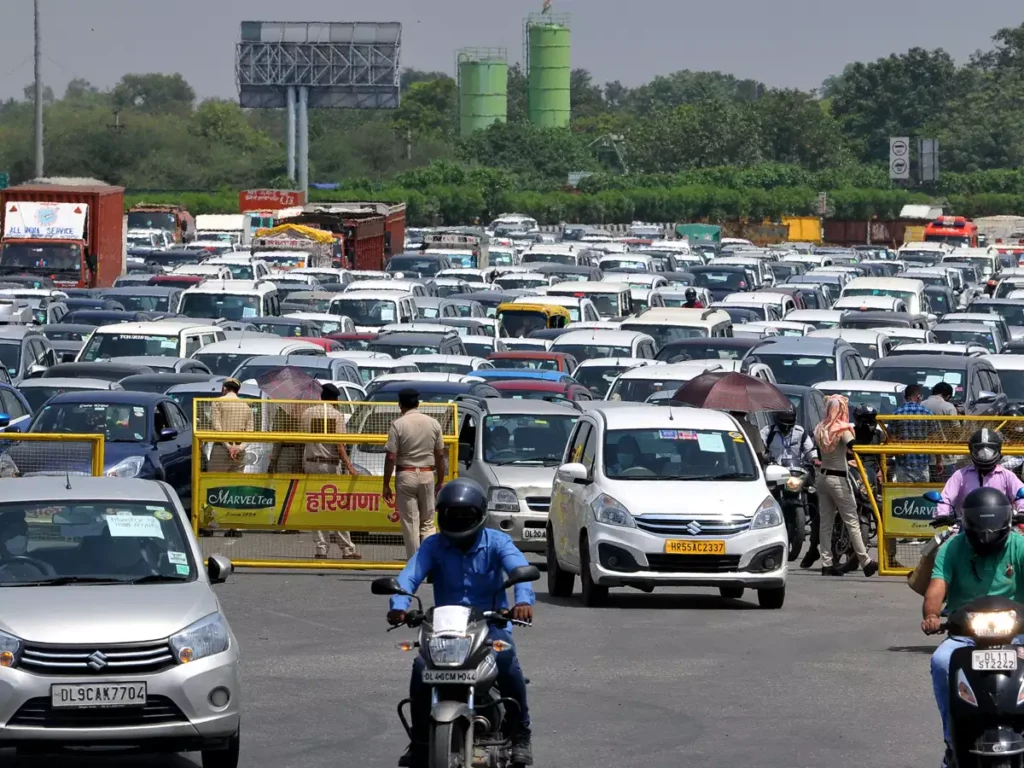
[
  {"left": 591, "top": 494, "right": 635, "bottom": 528},
  {"left": 169, "top": 613, "right": 231, "bottom": 664},
  {"left": 968, "top": 610, "right": 1018, "bottom": 639},
  {"left": 106, "top": 456, "right": 145, "bottom": 478},
  {"left": 785, "top": 475, "right": 804, "bottom": 492},
  {"left": 427, "top": 636, "right": 472, "bottom": 667},
  {"left": 751, "top": 495, "right": 784, "bottom": 530},
  {"left": 0, "top": 629, "right": 21, "bottom": 668},
  {"left": 487, "top": 487, "right": 520, "bottom": 514}
]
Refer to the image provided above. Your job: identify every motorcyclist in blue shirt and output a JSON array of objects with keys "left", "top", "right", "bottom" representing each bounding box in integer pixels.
[{"left": 387, "top": 478, "right": 536, "bottom": 768}]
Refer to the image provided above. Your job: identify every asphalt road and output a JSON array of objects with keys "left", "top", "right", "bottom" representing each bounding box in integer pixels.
[{"left": 8, "top": 567, "right": 940, "bottom": 768}]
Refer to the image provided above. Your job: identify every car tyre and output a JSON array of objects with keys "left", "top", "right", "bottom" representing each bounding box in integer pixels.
[
  {"left": 579, "top": 533, "right": 608, "bottom": 607},
  {"left": 757, "top": 586, "right": 785, "bottom": 610},
  {"left": 546, "top": 525, "right": 574, "bottom": 598},
  {"left": 202, "top": 728, "right": 240, "bottom": 768},
  {"left": 719, "top": 586, "right": 745, "bottom": 600}
]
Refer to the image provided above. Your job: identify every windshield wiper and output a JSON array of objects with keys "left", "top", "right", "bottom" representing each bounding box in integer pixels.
[
  {"left": 491, "top": 458, "right": 561, "bottom": 466},
  {"left": 122, "top": 574, "right": 189, "bottom": 584},
  {"left": 680, "top": 472, "right": 756, "bottom": 481},
  {"left": 3, "top": 576, "right": 126, "bottom": 587}
]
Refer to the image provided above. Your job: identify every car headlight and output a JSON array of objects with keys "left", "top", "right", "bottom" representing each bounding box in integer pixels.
[
  {"left": 106, "top": 456, "right": 145, "bottom": 478},
  {"left": 785, "top": 475, "right": 804, "bottom": 492},
  {"left": 487, "top": 487, "right": 520, "bottom": 513},
  {"left": 968, "top": 610, "right": 1018, "bottom": 639},
  {"left": 591, "top": 494, "right": 635, "bottom": 528},
  {"left": 751, "top": 495, "right": 784, "bottom": 530},
  {"left": 0, "top": 629, "right": 21, "bottom": 668},
  {"left": 169, "top": 613, "right": 231, "bottom": 664},
  {"left": 428, "top": 636, "right": 472, "bottom": 667}
]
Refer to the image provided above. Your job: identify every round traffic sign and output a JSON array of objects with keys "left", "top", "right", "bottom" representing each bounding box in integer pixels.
[
  {"left": 891, "top": 139, "right": 909, "bottom": 156},
  {"left": 891, "top": 158, "right": 908, "bottom": 175}
]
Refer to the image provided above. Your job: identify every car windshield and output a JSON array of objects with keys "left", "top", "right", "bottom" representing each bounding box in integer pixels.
[
  {"left": 972, "top": 303, "right": 1024, "bottom": 327},
  {"left": 693, "top": 270, "right": 748, "bottom": 291},
  {"left": 332, "top": 338, "right": 371, "bottom": 351},
  {"left": 418, "top": 306, "right": 441, "bottom": 319},
  {"left": 179, "top": 293, "right": 260, "bottom": 322},
  {"left": 600, "top": 260, "right": 648, "bottom": 273},
  {"left": 0, "top": 501, "right": 196, "bottom": 585},
  {"left": 552, "top": 344, "right": 630, "bottom": 363},
  {"left": 603, "top": 428, "right": 757, "bottom": 480},
  {"left": 0, "top": 243, "right": 82, "bottom": 274},
  {"left": 944, "top": 257, "right": 992, "bottom": 276},
  {"left": 848, "top": 342, "right": 879, "bottom": 359},
  {"left": 659, "top": 343, "right": 747, "bottom": 362},
  {"left": 193, "top": 353, "right": 252, "bottom": 376},
  {"left": 462, "top": 341, "right": 495, "bottom": 357},
  {"left": 483, "top": 414, "right": 577, "bottom": 465},
  {"left": 720, "top": 307, "right": 765, "bottom": 323},
  {"left": 330, "top": 298, "right": 397, "bottom": 327},
  {"left": 369, "top": 390, "right": 465, "bottom": 404},
  {"left": 573, "top": 366, "right": 630, "bottom": 397},
  {"left": 413, "top": 361, "right": 473, "bottom": 374},
  {"left": 842, "top": 287, "right": 915, "bottom": 305},
  {"left": 490, "top": 251, "right": 515, "bottom": 266},
  {"left": 757, "top": 354, "right": 836, "bottom": 386},
  {"left": 621, "top": 323, "right": 706, "bottom": 346},
  {"left": 900, "top": 251, "right": 941, "bottom": 266},
  {"left": 254, "top": 322, "right": 306, "bottom": 339},
  {"left": 79, "top": 334, "right": 178, "bottom": 361},
  {"left": 607, "top": 376, "right": 694, "bottom": 402},
  {"left": 215, "top": 263, "right": 254, "bottom": 280},
  {"left": 20, "top": 386, "right": 99, "bottom": 412},
  {"left": 369, "top": 343, "right": 444, "bottom": 357},
  {"left": 107, "top": 293, "right": 170, "bottom": 312},
  {"left": 495, "top": 278, "right": 547, "bottom": 291},
  {"left": 31, "top": 402, "right": 150, "bottom": 442},
  {"left": 43, "top": 328, "right": 89, "bottom": 341},
  {"left": 521, "top": 253, "right": 574, "bottom": 266},
  {"left": 388, "top": 256, "right": 444, "bottom": 277},
  {"left": 0, "top": 343, "right": 20, "bottom": 378},
  {"left": 232, "top": 363, "right": 326, "bottom": 382},
  {"left": 499, "top": 310, "right": 553, "bottom": 338},
  {"left": 491, "top": 357, "right": 560, "bottom": 371},
  {"left": 868, "top": 367, "right": 966, "bottom": 402},
  {"left": 933, "top": 328, "right": 995, "bottom": 351},
  {"left": 821, "top": 388, "right": 901, "bottom": 414}
]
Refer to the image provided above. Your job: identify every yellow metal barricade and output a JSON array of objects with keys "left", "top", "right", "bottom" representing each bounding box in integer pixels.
[
  {"left": 853, "top": 415, "right": 1024, "bottom": 576},
  {"left": 0, "top": 433, "right": 105, "bottom": 477},
  {"left": 191, "top": 399, "right": 458, "bottom": 570}
]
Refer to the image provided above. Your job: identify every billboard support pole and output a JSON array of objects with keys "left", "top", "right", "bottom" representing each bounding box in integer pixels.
[
  {"left": 297, "top": 86, "right": 309, "bottom": 197},
  {"left": 286, "top": 86, "right": 296, "bottom": 182}
]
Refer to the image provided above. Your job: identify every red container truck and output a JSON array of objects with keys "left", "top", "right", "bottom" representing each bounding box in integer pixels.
[
  {"left": 284, "top": 202, "right": 406, "bottom": 270},
  {"left": 0, "top": 182, "right": 126, "bottom": 288}
]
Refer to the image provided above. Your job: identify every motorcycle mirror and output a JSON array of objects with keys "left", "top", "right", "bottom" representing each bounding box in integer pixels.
[
  {"left": 370, "top": 577, "right": 405, "bottom": 596},
  {"left": 1016, "top": 488, "right": 1024, "bottom": 501},
  {"left": 923, "top": 491, "right": 943, "bottom": 504},
  {"left": 500, "top": 565, "right": 541, "bottom": 591},
  {"left": 1014, "top": 512, "right": 1024, "bottom": 526}
]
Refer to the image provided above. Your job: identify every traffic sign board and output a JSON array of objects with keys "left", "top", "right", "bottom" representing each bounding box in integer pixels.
[{"left": 889, "top": 137, "right": 910, "bottom": 180}]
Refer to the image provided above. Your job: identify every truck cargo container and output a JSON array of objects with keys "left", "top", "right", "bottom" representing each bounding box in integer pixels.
[
  {"left": 285, "top": 202, "right": 407, "bottom": 270},
  {"left": 127, "top": 203, "right": 194, "bottom": 244},
  {"left": 421, "top": 230, "right": 490, "bottom": 268},
  {"left": 0, "top": 182, "right": 126, "bottom": 288},
  {"left": 251, "top": 223, "right": 335, "bottom": 269}
]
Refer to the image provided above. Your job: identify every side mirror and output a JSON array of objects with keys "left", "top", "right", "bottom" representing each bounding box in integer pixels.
[
  {"left": 458, "top": 442, "right": 474, "bottom": 465},
  {"left": 1016, "top": 487, "right": 1024, "bottom": 501},
  {"left": 923, "top": 490, "right": 943, "bottom": 503},
  {"left": 0, "top": 413, "right": 10, "bottom": 429},
  {"left": 927, "top": 313, "right": 938, "bottom": 324},
  {"left": 764, "top": 464, "right": 791, "bottom": 485},
  {"left": 501, "top": 565, "right": 541, "bottom": 591},
  {"left": 975, "top": 390, "right": 998, "bottom": 405},
  {"left": 159, "top": 427, "right": 179, "bottom": 441},
  {"left": 27, "top": 364, "right": 46, "bottom": 379},
  {"left": 207, "top": 554, "right": 232, "bottom": 584},
  {"left": 370, "top": 577, "right": 407, "bottom": 596},
  {"left": 557, "top": 462, "right": 590, "bottom": 485}
]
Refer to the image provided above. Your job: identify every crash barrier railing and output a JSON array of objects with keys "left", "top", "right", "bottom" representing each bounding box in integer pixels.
[
  {"left": 853, "top": 415, "right": 1024, "bottom": 576},
  {"left": 0, "top": 433, "right": 105, "bottom": 478},
  {"left": 191, "top": 399, "right": 459, "bottom": 570}
]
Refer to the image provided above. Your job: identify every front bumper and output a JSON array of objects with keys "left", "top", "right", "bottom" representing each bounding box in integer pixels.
[
  {"left": 486, "top": 497, "right": 549, "bottom": 552},
  {"left": 0, "top": 647, "right": 241, "bottom": 750},
  {"left": 586, "top": 522, "right": 788, "bottom": 589}
]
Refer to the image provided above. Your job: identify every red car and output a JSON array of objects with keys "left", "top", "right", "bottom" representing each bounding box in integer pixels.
[
  {"left": 148, "top": 275, "right": 204, "bottom": 289},
  {"left": 489, "top": 380, "right": 593, "bottom": 402},
  {"left": 486, "top": 350, "right": 579, "bottom": 373},
  {"left": 325, "top": 332, "right": 378, "bottom": 351},
  {"left": 296, "top": 337, "right": 345, "bottom": 352}
]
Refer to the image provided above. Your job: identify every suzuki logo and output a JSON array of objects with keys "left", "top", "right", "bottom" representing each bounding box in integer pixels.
[
  {"left": 87, "top": 651, "right": 108, "bottom": 671},
  {"left": 686, "top": 521, "right": 703, "bottom": 536}
]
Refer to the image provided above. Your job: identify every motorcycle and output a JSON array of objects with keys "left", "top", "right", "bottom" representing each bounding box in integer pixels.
[
  {"left": 926, "top": 596, "right": 1024, "bottom": 768},
  {"left": 772, "top": 458, "right": 810, "bottom": 562},
  {"left": 371, "top": 565, "right": 541, "bottom": 768}
]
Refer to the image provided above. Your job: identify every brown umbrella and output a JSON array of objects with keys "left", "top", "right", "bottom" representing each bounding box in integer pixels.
[
  {"left": 671, "top": 371, "right": 794, "bottom": 414},
  {"left": 254, "top": 366, "right": 323, "bottom": 401}
]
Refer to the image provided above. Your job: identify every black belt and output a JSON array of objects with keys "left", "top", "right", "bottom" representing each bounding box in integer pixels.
[{"left": 820, "top": 468, "right": 847, "bottom": 477}]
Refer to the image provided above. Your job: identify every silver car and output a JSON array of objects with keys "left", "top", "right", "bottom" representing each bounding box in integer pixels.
[{"left": 0, "top": 477, "right": 240, "bottom": 766}]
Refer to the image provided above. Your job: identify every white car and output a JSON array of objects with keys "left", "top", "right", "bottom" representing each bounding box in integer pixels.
[{"left": 547, "top": 405, "right": 788, "bottom": 608}]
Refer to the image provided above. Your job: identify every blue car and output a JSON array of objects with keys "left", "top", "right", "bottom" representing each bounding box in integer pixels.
[
  {"left": 0, "top": 383, "right": 32, "bottom": 432},
  {"left": 474, "top": 369, "right": 576, "bottom": 384},
  {"left": 13, "top": 391, "right": 193, "bottom": 504}
]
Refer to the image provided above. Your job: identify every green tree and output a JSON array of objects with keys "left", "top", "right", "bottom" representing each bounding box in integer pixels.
[
  {"left": 570, "top": 69, "right": 606, "bottom": 121},
  {"left": 754, "top": 89, "right": 847, "bottom": 169},
  {"left": 392, "top": 78, "right": 458, "bottom": 139},
  {"left": 112, "top": 73, "right": 195, "bottom": 114}
]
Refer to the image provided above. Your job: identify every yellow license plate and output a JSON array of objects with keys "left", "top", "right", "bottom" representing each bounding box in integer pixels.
[{"left": 665, "top": 540, "right": 726, "bottom": 555}]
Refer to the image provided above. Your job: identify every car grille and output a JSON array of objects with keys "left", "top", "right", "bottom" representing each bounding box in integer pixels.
[
  {"left": 8, "top": 696, "right": 186, "bottom": 728},
  {"left": 20, "top": 641, "right": 176, "bottom": 676},
  {"left": 525, "top": 497, "right": 550, "bottom": 513},
  {"left": 634, "top": 516, "right": 751, "bottom": 536},
  {"left": 644, "top": 554, "right": 742, "bottom": 573}
]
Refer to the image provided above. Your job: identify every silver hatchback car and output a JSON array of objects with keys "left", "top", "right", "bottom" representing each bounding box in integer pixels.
[{"left": 0, "top": 477, "right": 240, "bottom": 766}]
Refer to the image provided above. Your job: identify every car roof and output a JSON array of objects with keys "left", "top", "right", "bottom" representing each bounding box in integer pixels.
[
  {"left": 239, "top": 355, "right": 341, "bottom": 369},
  {"left": 333, "top": 290, "right": 411, "bottom": 300},
  {"left": 42, "top": 323, "right": 95, "bottom": 333},
  {"left": 18, "top": 377, "right": 118, "bottom": 389},
  {"left": 91, "top": 321, "right": 219, "bottom": 335},
  {"left": 750, "top": 337, "right": 851, "bottom": 354},
  {"left": 869, "top": 354, "right": 975, "bottom": 370},
  {"left": 476, "top": 369, "right": 569, "bottom": 381},
  {"left": 0, "top": 477, "right": 177, "bottom": 504},
  {"left": 374, "top": 333, "right": 451, "bottom": 344},
  {"left": 552, "top": 330, "right": 652, "bottom": 344},
  {"left": 120, "top": 373, "right": 218, "bottom": 386},
  {"left": 807, "top": 328, "right": 888, "bottom": 342},
  {"left": 489, "top": 350, "right": 568, "bottom": 359},
  {"left": 985, "top": 355, "right": 1024, "bottom": 371},
  {"left": 372, "top": 379, "right": 488, "bottom": 393},
  {"left": 576, "top": 356, "right": 659, "bottom": 368},
  {"left": 100, "top": 286, "right": 179, "bottom": 296},
  {"left": 44, "top": 390, "right": 167, "bottom": 406},
  {"left": 595, "top": 404, "right": 735, "bottom": 431},
  {"left": 0, "top": 326, "right": 41, "bottom": 340},
  {"left": 815, "top": 379, "right": 905, "bottom": 393},
  {"left": 933, "top": 322, "right": 996, "bottom": 332},
  {"left": 490, "top": 380, "right": 576, "bottom": 392},
  {"left": 615, "top": 361, "right": 722, "bottom": 380},
  {"left": 464, "top": 397, "right": 578, "bottom": 415},
  {"left": 196, "top": 339, "right": 322, "bottom": 354}
]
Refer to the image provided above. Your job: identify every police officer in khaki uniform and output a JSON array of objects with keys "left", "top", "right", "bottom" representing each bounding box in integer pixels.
[
  {"left": 209, "top": 378, "right": 254, "bottom": 472},
  {"left": 382, "top": 388, "right": 446, "bottom": 557}
]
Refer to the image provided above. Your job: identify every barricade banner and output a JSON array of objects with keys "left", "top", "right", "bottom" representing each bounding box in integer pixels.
[{"left": 881, "top": 485, "right": 941, "bottom": 538}]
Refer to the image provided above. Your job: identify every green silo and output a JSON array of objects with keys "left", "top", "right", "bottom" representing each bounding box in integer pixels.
[
  {"left": 526, "top": 13, "right": 571, "bottom": 128},
  {"left": 458, "top": 48, "right": 509, "bottom": 137}
]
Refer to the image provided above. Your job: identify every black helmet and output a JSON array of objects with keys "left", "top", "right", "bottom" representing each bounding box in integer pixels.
[
  {"left": 961, "top": 486, "right": 1013, "bottom": 556},
  {"left": 775, "top": 410, "right": 796, "bottom": 433},
  {"left": 969, "top": 428, "right": 1003, "bottom": 474},
  {"left": 435, "top": 478, "right": 488, "bottom": 548},
  {"left": 684, "top": 287, "right": 697, "bottom": 301},
  {"left": 853, "top": 404, "right": 878, "bottom": 426}
]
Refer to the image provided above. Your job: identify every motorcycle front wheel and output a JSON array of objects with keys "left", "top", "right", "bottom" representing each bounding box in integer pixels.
[
  {"left": 429, "top": 719, "right": 471, "bottom": 768},
  {"left": 785, "top": 504, "right": 805, "bottom": 562}
]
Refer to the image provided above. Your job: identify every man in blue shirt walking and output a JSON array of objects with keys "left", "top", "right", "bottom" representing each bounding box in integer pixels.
[{"left": 386, "top": 478, "right": 536, "bottom": 767}]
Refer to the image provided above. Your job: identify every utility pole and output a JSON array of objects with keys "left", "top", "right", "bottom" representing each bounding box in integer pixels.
[
  {"left": 33, "top": 0, "right": 44, "bottom": 178},
  {"left": 107, "top": 110, "right": 125, "bottom": 136}
]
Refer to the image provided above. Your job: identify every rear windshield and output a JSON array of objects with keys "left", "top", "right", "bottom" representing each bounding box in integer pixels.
[
  {"left": 79, "top": 333, "right": 178, "bottom": 361},
  {"left": 868, "top": 366, "right": 965, "bottom": 402},
  {"left": 756, "top": 354, "right": 836, "bottom": 387}
]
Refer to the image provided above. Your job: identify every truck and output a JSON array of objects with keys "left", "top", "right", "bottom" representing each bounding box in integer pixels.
[
  {"left": 284, "top": 202, "right": 406, "bottom": 270},
  {"left": 420, "top": 230, "right": 490, "bottom": 268},
  {"left": 0, "top": 181, "right": 126, "bottom": 288},
  {"left": 250, "top": 223, "right": 335, "bottom": 270},
  {"left": 195, "top": 214, "right": 250, "bottom": 247},
  {"left": 127, "top": 203, "right": 195, "bottom": 244},
  {"left": 924, "top": 215, "right": 978, "bottom": 248}
]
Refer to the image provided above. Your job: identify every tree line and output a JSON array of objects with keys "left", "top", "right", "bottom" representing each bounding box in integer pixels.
[{"left": 6, "top": 21, "right": 1024, "bottom": 223}]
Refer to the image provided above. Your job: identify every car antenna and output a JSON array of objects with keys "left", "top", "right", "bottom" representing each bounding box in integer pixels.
[{"left": 237, "top": 325, "right": 245, "bottom": 349}]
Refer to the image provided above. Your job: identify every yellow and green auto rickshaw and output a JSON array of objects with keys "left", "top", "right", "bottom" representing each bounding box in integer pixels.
[{"left": 496, "top": 303, "right": 571, "bottom": 338}]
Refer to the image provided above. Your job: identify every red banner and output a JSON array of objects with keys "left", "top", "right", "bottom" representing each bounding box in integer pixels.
[{"left": 239, "top": 189, "right": 306, "bottom": 212}]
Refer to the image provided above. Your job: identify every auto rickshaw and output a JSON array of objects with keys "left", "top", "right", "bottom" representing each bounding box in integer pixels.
[{"left": 496, "top": 302, "right": 571, "bottom": 338}]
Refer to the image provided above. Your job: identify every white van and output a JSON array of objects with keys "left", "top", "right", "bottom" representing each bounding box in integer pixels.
[
  {"left": 328, "top": 290, "right": 417, "bottom": 332},
  {"left": 77, "top": 321, "right": 225, "bottom": 362},
  {"left": 839, "top": 277, "right": 927, "bottom": 316},
  {"left": 620, "top": 308, "right": 733, "bottom": 348},
  {"left": 544, "top": 282, "right": 633, "bottom": 319},
  {"left": 606, "top": 361, "right": 725, "bottom": 402},
  {"left": 722, "top": 290, "right": 798, "bottom": 317},
  {"left": 520, "top": 244, "right": 587, "bottom": 267},
  {"left": 597, "top": 254, "right": 655, "bottom": 274},
  {"left": 345, "top": 279, "right": 428, "bottom": 298},
  {"left": 178, "top": 279, "right": 282, "bottom": 321},
  {"left": 943, "top": 248, "right": 1002, "bottom": 282}
]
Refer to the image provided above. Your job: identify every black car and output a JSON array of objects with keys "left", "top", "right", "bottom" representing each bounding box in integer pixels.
[
  {"left": 689, "top": 265, "right": 752, "bottom": 301},
  {"left": 99, "top": 286, "right": 184, "bottom": 314},
  {"left": 119, "top": 373, "right": 221, "bottom": 395},
  {"left": 278, "top": 291, "right": 335, "bottom": 314},
  {"left": 64, "top": 298, "right": 126, "bottom": 312},
  {"left": 656, "top": 337, "right": 759, "bottom": 363},
  {"left": 365, "top": 379, "right": 501, "bottom": 402},
  {"left": 42, "top": 362, "right": 155, "bottom": 383},
  {"left": 107, "top": 356, "right": 213, "bottom": 375},
  {"left": 865, "top": 354, "right": 1007, "bottom": 415},
  {"left": 62, "top": 310, "right": 160, "bottom": 326},
  {"left": 369, "top": 332, "right": 466, "bottom": 357},
  {"left": 924, "top": 285, "right": 957, "bottom": 318},
  {"left": 41, "top": 323, "right": 95, "bottom": 343},
  {"left": 385, "top": 253, "right": 452, "bottom": 278},
  {"left": 530, "top": 264, "right": 603, "bottom": 283},
  {"left": 838, "top": 311, "right": 932, "bottom": 331}
]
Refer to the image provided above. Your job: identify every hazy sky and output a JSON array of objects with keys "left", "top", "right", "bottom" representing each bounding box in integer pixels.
[{"left": 1, "top": 0, "right": 1021, "bottom": 102}]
